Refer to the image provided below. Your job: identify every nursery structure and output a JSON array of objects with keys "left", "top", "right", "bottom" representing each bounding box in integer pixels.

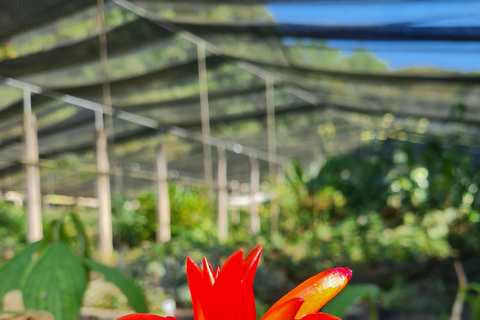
[{"left": 0, "top": 0, "right": 479, "bottom": 262}]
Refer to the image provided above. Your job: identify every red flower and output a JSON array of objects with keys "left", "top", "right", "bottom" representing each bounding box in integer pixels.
[{"left": 119, "top": 246, "right": 351, "bottom": 320}]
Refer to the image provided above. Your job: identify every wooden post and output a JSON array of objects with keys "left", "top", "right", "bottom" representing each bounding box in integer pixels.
[
  {"left": 96, "top": 0, "right": 112, "bottom": 110},
  {"left": 266, "top": 77, "right": 277, "bottom": 180},
  {"left": 96, "top": 111, "right": 113, "bottom": 264},
  {"left": 197, "top": 42, "right": 213, "bottom": 191},
  {"left": 23, "top": 89, "right": 43, "bottom": 243},
  {"left": 96, "top": 0, "right": 122, "bottom": 208},
  {"left": 156, "top": 144, "right": 171, "bottom": 243},
  {"left": 217, "top": 145, "right": 228, "bottom": 242},
  {"left": 266, "top": 78, "right": 280, "bottom": 237},
  {"left": 230, "top": 180, "right": 240, "bottom": 224},
  {"left": 249, "top": 155, "right": 260, "bottom": 236},
  {"left": 271, "top": 165, "right": 285, "bottom": 238}
]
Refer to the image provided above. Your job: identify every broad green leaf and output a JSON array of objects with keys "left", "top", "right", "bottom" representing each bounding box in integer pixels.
[
  {"left": 85, "top": 258, "right": 147, "bottom": 313},
  {"left": 321, "top": 284, "right": 380, "bottom": 318},
  {"left": 0, "top": 241, "right": 41, "bottom": 307},
  {"left": 21, "top": 242, "right": 87, "bottom": 320}
]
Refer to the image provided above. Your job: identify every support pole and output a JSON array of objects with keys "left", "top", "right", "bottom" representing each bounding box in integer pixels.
[
  {"left": 230, "top": 180, "right": 240, "bottom": 224},
  {"left": 156, "top": 143, "right": 171, "bottom": 243},
  {"left": 96, "top": 0, "right": 112, "bottom": 110},
  {"left": 271, "top": 165, "right": 284, "bottom": 238},
  {"left": 95, "top": 111, "right": 113, "bottom": 264},
  {"left": 266, "top": 77, "right": 277, "bottom": 180},
  {"left": 217, "top": 145, "right": 228, "bottom": 243},
  {"left": 249, "top": 155, "right": 260, "bottom": 236},
  {"left": 23, "top": 89, "right": 43, "bottom": 243},
  {"left": 197, "top": 42, "right": 213, "bottom": 191},
  {"left": 266, "top": 78, "right": 280, "bottom": 237},
  {"left": 96, "top": 0, "right": 121, "bottom": 205}
]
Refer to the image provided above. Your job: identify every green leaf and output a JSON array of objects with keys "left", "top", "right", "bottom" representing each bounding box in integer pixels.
[
  {"left": 42, "top": 219, "right": 63, "bottom": 244},
  {"left": 0, "top": 241, "right": 41, "bottom": 308},
  {"left": 85, "top": 258, "right": 147, "bottom": 313},
  {"left": 321, "top": 284, "right": 380, "bottom": 318},
  {"left": 21, "top": 242, "right": 87, "bottom": 320},
  {"left": 471, "top": 294, "right": 480, "bottom": 320},
  {"left": 470, "top": 283, "right": 480, "bottom": 293},
  {"left": 69, "top": 213, "right": 90, "bottom": 257}
]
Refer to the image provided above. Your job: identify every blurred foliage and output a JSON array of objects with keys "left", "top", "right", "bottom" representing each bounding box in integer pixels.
[
  {"left": 468, "top": 283, "right": 480, "bottom": 320},
  {"left": 113, "top": 184, "right": 216, "bottom": 247},
  {"left": 83, "top": 274, "right": 130, "bottom": 310},
  {"left": 0, "top": 2, "right": 479, "bottom": 317},
  {"left": 1, "top": 139, "right": 479, "bottom": 319},
  {"left": 0, "top": 4, "right": 136, "bottom": 61},
  {"left": 279, "top": 141, "right": 480, "bottom": 261},
  {"left": 381, "top": 275, "right": 450, "bottom": 316},
  {"left": 0, "top": 201, "right": 26, "bottom": 261},
  {"left": 107, "top": 139, "right": 479, "bottom": 319},
  {"left": 0, "top": 43, "right": 17, "bottom": 59},
  {"left": 153, "top": 3, "right": 274, "bottom": 22}
]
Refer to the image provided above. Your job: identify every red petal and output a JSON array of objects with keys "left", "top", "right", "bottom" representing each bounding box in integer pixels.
[
  {"left": 203, "top": 257, "right": 215, "bottom": 286},
  {"left": 233, "top": 246, "right": 263, "bottom": 320},
  {"left": 185, "top": 246, "right": 264, "bottom": 320},
  {"left": 241, "top": 246, "right": 263, "bottom": 285},
  {"left": 300, "top": 313, "right": 341, "bottom": 320},
  {"left": 261, "top": 298, "right": 304, "bottom": 320},
  {"left": 234, "top": 285, "right": 256, "bottom": 320},
  {"left": 206, "top": 250, "right": 243, "bottom": 320},
  {"left": 266, "top": 267, "right": 352, "bottom": 319},
  {"left": 186, "top": 257, "right": 206, "bottom": 320},
  {"left": 117, "top": 314, "right": 178, "bottom": 320}
]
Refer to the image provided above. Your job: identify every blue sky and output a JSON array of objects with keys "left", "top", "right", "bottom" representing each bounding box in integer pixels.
[{"left": 267, "top": 1, "right": 480, "bottom": 71}]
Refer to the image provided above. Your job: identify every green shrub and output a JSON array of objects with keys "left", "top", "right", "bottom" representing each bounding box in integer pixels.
[{"left": 0, "top": 201, "right": 26, "bottom": 263}]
